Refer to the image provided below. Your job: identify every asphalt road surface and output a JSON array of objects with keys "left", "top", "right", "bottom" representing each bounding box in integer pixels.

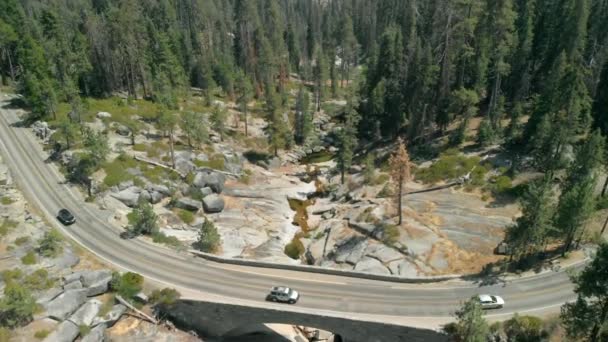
[{"left": 0, "top": 99, "right": 580, "bottom": 322}]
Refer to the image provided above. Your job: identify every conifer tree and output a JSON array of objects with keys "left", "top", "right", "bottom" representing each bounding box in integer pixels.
[{"left": 389, "top": 138, "right": 411, "bottom": 225}]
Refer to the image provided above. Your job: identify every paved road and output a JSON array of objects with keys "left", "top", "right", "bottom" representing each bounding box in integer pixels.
[{"left": 0, "top": 99, "right": 579, "bottom": 323}]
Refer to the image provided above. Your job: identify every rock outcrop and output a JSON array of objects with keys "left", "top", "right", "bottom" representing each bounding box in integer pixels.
[
  {"left": 202, "top": 194, "right": 225, "bottom": 213},
  {"left": 175, "top": 197, "right": 202, "bottom": 211},
  {"left": 193, "top": 170, "right": 225, "bottom": 193}
]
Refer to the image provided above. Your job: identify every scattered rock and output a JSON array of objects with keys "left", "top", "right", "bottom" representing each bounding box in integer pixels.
[
  {"left": 63, "top": 281, "right": 83, "bottom": 291},
  {"left": 111, "top": 187, "right": 142, "bottom": 207},
  {"left": 365, "top": 244, "right": 404, "bottom": 263},
  {"left": 175, "top": 158, "right": 196, "bottom": 175},
  {"left": 146, "top": 184, "right": 172, "bottom": 197},
  {"left": 81, "top": 323, "right": 106, "bottom": 342},
  {"left": 79, "top": 270, "right": 112, "bottom": 288},
  {"left": 118, "top": 180, "right": 134, "bottom": 191},
  {"left": 138, "top": 190, "right": 152, "bottom": 204},
  {"left": 68, "top": 299, "right": 102, "bottom": 326},
  {"left": 149, "top": 191, "right": 164, "bottom": 204},
  {"left": 202, "top": 194, "right": 225, "bottom": 213},
  {"left": 44, "top": 289, "right": 88, "bottom": 321},
  {"left": 32, "top": 121, "right": 51, "bottom": 140},
  {"left": 200, "top": 187, "right": 213, "bottom": 197},
  {"left": 96, "top": 112, "right": 112, "bottom": 119},
  {"left": 175, "top": 197, "right": 202, "bottom": 212},
  {"left": 115, "top": 124, "right": 130, "bottom": 136},
  {"left": 92, "top": 304, "right": 127, "bottom": 327},
  {"left": 43, "top": 320, "right": 79, "bottom": 342},
  {"left": 354, "top": 256, "right": 390, "bottom": 275},
  {"left": 195, "top": 153, "right": 209, "bottom": 162},
  {"left": 193, "top": 170, "right": 225, "bottom": 193}
]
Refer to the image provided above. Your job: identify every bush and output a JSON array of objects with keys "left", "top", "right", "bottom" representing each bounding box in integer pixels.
[
  {"left": 0, "top": 219, "right": 18, "bottom": 237},
  {"left": 284, "top": 238, "right": 305, "bottom": 260},
  {"left": 110, "top": 272, "right": 144, "bottom": 300},
  {"left": 102, "top": 157, "right": 137, "bottom": 187},
  {"left": 38, "top": 229, "right": 63, "bottom": 258},
  {"left": 493, "top": 175, "right": 513, "bottom": 194},
  {"left": 381, "top": 224, "right": 400, "bottom": 245},
  {"left": 0, "top": 283, "right": 37, "bottom": 328},
  {"left": 1, "top": 197, "right": 14, "bottom": 205},
  {"left": 194, "top": 154, "right": 225, "bottom": 170},
  {"left": 15, "top": 236, "right": 30, "bottom": 246},
  {"left": 503, "top": 314, "right": 547, "bottom": 341},
  {"left": 1, "top": 269, "right": 22, "bottom": 284},
  {"left": 195, "top": 219, "right": 220, "bottom": 252},
  {"left": 132, "top": 143, "right": 147, "bottom": 152},
  {"left": 21, "top": 251, "right": 37, "bottom": 265},
  {"left": 152, "top": 232, "right": 183, "bottom": 248},
  {"left": 34, "top": 329, "right": 49, "bottom": 339},
  {"left": 24, "top": 269, "right": 55, "bottom": 291},
  {"left": 372, "top": 173, "right": 390, "bottom": 186},
  {"left": 79, "top": 324, "right": 91, "bottom": 336},
  {"left": 377, "top": 183, "right": 394, "bottom": 197},
  {"left": 415, "top": 152, "right": 484, "bottom": 185},
  {"left": 0, "top": 328, "right": 10, "bottom": 342},
  {"left": 239, "top": 169, "right": 253, "bottom": 184},
  {"left": 149, "top": 288, "right": 181, "bottom": 305},
  {"left": 477, "top": 119, "right": 496, "bottom": 147},
  {"left": 177, "top": 209, "right": 195, "bottom": 224}
]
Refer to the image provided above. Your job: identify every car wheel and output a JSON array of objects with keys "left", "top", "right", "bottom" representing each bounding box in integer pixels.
[{"left": 288, "top": 300, "right": 295, "bottom": 304}]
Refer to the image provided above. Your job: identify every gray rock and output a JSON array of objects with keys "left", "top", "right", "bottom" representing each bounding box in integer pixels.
[
  {"left": 365, "top": 245, "right": 404, "bottom": 263},
  {"left": 86, "top": 279, "right": 111, "bottom": 297},
  {"left": 92, "top": 304, "right": 127, "bottom": 327},
  {"left": 63, "top": 280, "right": 83, "bottom": 290},
  {"left": 80, "top": 270, "right": 112, "bottom": 287},
  {"left": 202, "top": 194, "right": 225, "bottom": 213},
  {"left": 334, "top": 237, "right": 367, "bottom": 264},
  {"left": 312, "top": 206, "right": 335, "bottom": 215},
  {"left": 268, "top": 157, "right": 282, "bottom": 169},
  {"left": 195, "top": 153, "right": 209, "bottom": 162},
  {"left": 193, "top": 170, "right": 226, "bottom": 193},
  {"left": 137, "top": 190, "right": 152, "bottom": 204},
  {"left": 0, "top": 164, "right": 10, "bottom": 185},
  {"left": 115, "top": 124, "right": 130, "bottom": 136},
  {"left": 60, "top": 151, "right": 75, "bottom": 166},
  {"left": 96, "top": 112, "right": 112, "bottom": 119},
  {"left": 44, "top": 289, "right": 88, "bottom": 320},
  {"left": 354, "top": 257, "right": 390, "bottom": 275},
  {"left": 200, "top": 187, "right": 213, "bottom": 197},
  {"left": 63, "top": 271, "right": 87, "bottom": 285},
  {"left": 322, "top": 211, "right": 334, "bottom": 220},
  {"left": 81, "top": 323, "right": 106, "bottom": 342},
  {"left": 312, "top": 145, "right": 324, "bottom": 153},
  {"left": 49, "top": 249, "right": 80, "bottom": 271},
  {"left": 175, "top": 158, "right": 196, "bottom": 175},
  {"left": 175, "top": 197, "right": 202, "bottom": 211},
  {"left": 149, "top": 191, "right": 164, "bottom": 204},
  {"left": 43, "top": 320, "right": 79, "bottom": 342},
  {"left": 37, "top": 288, "right": 63, "bottom": 306},
  {"left": 348, "top": 221, "right": 376, "bottom": 235},
  {"left": 68, "top": 299, "right": 101, "bottom": 326},
  {"left": 223, "top": 151, "right": 243, "bottom": 174},
  {"left": 111, "top": 187, "right": 142, "bottom": 207},
  {"left": 118, "top": 180, "right": 134, "bottom": 191},
  {"left": 350, "top": 165, "right": 362, "bottom": 173},
  {"left": 146, "top": 184, "right": 171, "bottom": 196}
]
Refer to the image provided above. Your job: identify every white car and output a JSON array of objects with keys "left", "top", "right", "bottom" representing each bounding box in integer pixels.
[
  {"left": 477, "top": 294, "right": 504, "bottom": 309},
  {"left": 266, "top": 286, "right": 299, "bottom": 304}
]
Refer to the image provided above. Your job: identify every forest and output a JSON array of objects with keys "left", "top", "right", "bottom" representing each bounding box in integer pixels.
[{"left": 1, "top": 0, "right": 607, "bottom": 252}]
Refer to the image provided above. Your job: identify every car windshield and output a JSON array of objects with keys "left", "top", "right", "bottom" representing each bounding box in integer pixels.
[{"left": 490, "top": 296, "right": 497, "bottom": 302}]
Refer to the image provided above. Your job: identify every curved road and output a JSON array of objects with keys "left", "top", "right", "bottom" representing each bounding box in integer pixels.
[{"left": 0, "top": 99, "right": 579, "bottom": 325}]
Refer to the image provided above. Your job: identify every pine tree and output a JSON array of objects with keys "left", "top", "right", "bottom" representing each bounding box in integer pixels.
[
  {"left": 337, "top": 97, "right": 360, "bottom": 184},
  {"left": 312, "top": 49, "right": 327, "bottom": 112},
  {"left": 560, "top": 243, "right": 608, "bottom": 342},
  {"left": 56, "top": 117, "right": 78, "bottom": 149},
  {"left": 180, "top": 111, "right": 207, "bottom": 148},
  {"left": 129, "top": 201, "right": 158, "bottom": 236},
  {"left": 196, "top": 218, "right": 221, "bottom": 253},
  {"left": 294, "top": 87, "right": 312, "bottom": 145},
  {"left": 505, "top": 178, "right": 555, "bottom": 258},
  {"left": 389, "top": 138, "right": 411, "bottom": 225},
  {"left": 211, "top": 105, "right": 228, "bottom": 142},
  {"left": 264, "top": 83, "right": 289, "bottom": 156},
  {"left": 592, "top": 60, "right": 608, "bottom": 136},
  {"left": 449, "top": 297, "right": 489, "bottom": 342},
  {"left": 235, "top": 70, "right": 254, "bottom": 136},
  {"left": 156, "top": 110, "right": 177, "bottom": 169}
]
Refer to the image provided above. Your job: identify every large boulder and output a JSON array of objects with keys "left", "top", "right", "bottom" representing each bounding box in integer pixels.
[
  {"left": 223, "top": 151, "right": 243, "bottom": 174},
  {"left": 193, "top": 170, "right": 225, "bottom": 193},
  {"left": 81, "top": 323, "right": 106, "bottom": 342},
  {"left": 138, "top": 190, "right": 152, "bottom": 204},
  {"left": 115, "top": 124, "right": 130, "bottom": 136},
  {"left": 79, "top": 270, "right": 112, "bottom": 287},
  {"left": 354, "top": 256, "right": 390, "bottom": 275},
  {"left": 37, "top": 288, "right": 63, "bottom": 306},
  {"left": 175, "top": 197, "right": 202, "bottom": 211},
  {"left": 202, "top": 194, "right": 225, "bottom": 213},
  {"left": 200, "top": 187, "right": 213, "bottom": 197},
  {"left": 146, "top": 184, "right": 171, "bottom": 197},
  {"left": 96, "top": 112, "right": 112, "bottom": 119},
  {"left": 92, "top": 304, "right": 127, "bottom": 327},
  {"left": 175, "top": 158, "right": 196, "bottom": 175},
  {"left": 68, "top": 299, "right": 102, "bottom": 326},
  {"left": 43, "top": 320, "right": 79, "bottom": 342},
  {"left": 111, "top": 187, "right": 142, "bottom": 207},
  {"left": 149, "top": 191, "right": 164, "bottom": 204},
  {"left": 118, "top": 180, "right": 134, "bottom": 191},
  {"left": 44, "top": 289, "right": 88, "bottom": 320},
  {"left": 63, "top": 281, "right": 83, "bottom": 290}
]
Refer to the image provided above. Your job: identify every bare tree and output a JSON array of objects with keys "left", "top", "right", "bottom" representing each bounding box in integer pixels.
[{"left": 389, "top": 138, "right": 411, "bottom": 225}]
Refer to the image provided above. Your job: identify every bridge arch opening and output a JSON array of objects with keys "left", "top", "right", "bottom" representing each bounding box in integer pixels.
[{"left": 222, "top": 323, "right": 344, "bottom": 342}]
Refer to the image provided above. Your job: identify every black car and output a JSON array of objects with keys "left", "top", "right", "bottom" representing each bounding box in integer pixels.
[{"left": 57, "top": 209, "right": 76, "bottom": 225}]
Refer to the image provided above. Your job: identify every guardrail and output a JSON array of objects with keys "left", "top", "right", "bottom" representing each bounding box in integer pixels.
[{"left": 189, "top": 249, "right": 462, "bottom": 284}]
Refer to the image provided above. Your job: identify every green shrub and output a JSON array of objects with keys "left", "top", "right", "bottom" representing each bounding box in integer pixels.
[
  {"left": 493, "top": 175, "right": 513, "bottom": 194},
  {"left": 0, "top": 328, "right": 10, "bottom": 342},
  {"left": 132, "top": 143, "right": 147, "bottom": 152},
  {"left": 377, "top": 183, "right": 394, "bottom": 197},
  {"left": 240, "top": 169, "right": 253, "bottom": 184},
  {"left": 78, "top": 324, "right": 91, "bottom": 336},
  {"left": 149, "top": 288, "right": 181, "bottom": 305},
  {"left": 21, "top": 251, "right": 37, "bottom": 265},
  {"left": 313, "top": 231, "right": 325, "bottom": 240},
  {"left": 152, "top": 232, "right": 183, "bottom": 248},
  {"left": 284, "top": 238, "right": 305, "bottom": 260},
  {"left": 38, "top": 229, "right": 63, "bottom": 258},
  {"left": 24, "top": 269, "right": 55, "bottom": 291},
  {"left": 177, "top": 209, "right": 195, "bottom": 224},
  {"left": 110, "top": 272, "right": 144, "bottom": 299},
  {"left": 0, "top": 219, "right": 18, "bottom": 237},
  {"left": 1, "top": 197, "right": 14, "bottom": 205},
  {"left": 503, "top": 314, "right": 547, "bottom": 341},
  {"left": 0, "top": 282, "right": 37, "bottom": 328},
  {"left": 103, "top": 158, "right": 136, "bottom": 187},
  {"left": 415, "top": 152, "right": 484, "bottom": 185},
  {"left": 15, "top": 236, "right": 30, "bottom": 246},
  {"left": 1, "top": 268, "right": 23, "bottom": 284},
  {"left": 381, "top": 224, "right": 400, "bottom": 245},
  {"left": 356, "top": 207, "right": 378, "bottom": 223},
  {"left": 195, "top": 219, "right": 220, "bottom": 252},
  {"left": 195, "top": 154, "right": 225, "bottom": 170}
]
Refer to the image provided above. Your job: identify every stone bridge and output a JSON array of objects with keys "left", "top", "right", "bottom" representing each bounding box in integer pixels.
[{"left": 160, "top": 300, "right": 448, "bottom": 342}]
